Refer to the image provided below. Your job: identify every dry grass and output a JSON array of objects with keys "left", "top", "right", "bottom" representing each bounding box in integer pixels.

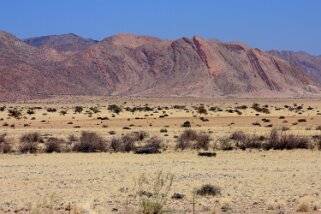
[
  {"left": 1, "top": 97, "right": 321, "bottom": 213},
  {"left": 0, "top": 151, "right": 321, "bottom": 213}
]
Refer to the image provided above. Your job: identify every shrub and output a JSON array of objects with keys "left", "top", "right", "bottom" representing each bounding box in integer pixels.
[
  {"left": 89, "top": 106, "right": 100, "bottom": 113},
  {"left": 264, "top": 129, "right": 309, "bottom": 150},
  {"left": 129, "top": 131, "right": 149, "bottom": 141},
  {"left": 160, "top": 129, "right": 167, "bottom": 133},
  {"left": 59, "top": 110, "right": 67, "bottom": 116},
  {"left": 45, "top": 137, "right": 65, "bottom": 153},
  {"left": 196, "top": 184, "right": 221, "bottom": 197},
  {"left": 74, "top": 106, "right": 83, "bottom": 114},
  {"left": 68, "top": 134, "right": 78, "bottom": 142},
  {"left": 298, "top": 119, "right": 307, "bottom": 123},
  {"left": 194, "top": 133, "right": 210, "bottom": 150},
  {"left": 145, "top": 136, "right": 162, "bottom": 150},
  {"left": 73, "top": 131, "right": 107, "bottom": 152},
  {"left": 27, "top": 109, "right": 35, "bottom": 115},
  {"left": 181, "top": 121, "right": 191, "bottom": 128},
  {"left": 220, "top": 140, "right": 233, "bottom": 150},
  {"left": 108, "top": 104, "right": 122, "bottom": 114},
  {"left": 8, "top": 108, "right": 22, "bottom": 119},
  {"left": 176, "top": 129, "right": 198, "bottom": 150},
  {"left": 197, "top": 106, "right": 207, "bottom": 114},
  {"left": 110, "top": 134, "right": 137, "bottom": 152},
  {"left": 19, "top": 132, "right": 43, "bottom": 153},
  {"left": 109, "top": 130, "right": 116, "bottom": 135},
  {"left": 0, "top": 134, "right": 12, "bottom": 153},
  {"left": 252, "top": 103, "right": 270, "bottom": 114},
  {"left": 238, "top": 135, "right": 262, "bottom": 150},
  {"left": 47, "top": 108, "right": 57, "bottom": 112},
  {"left": 230, "top": 131, "right": 247, "bottom": 142}
]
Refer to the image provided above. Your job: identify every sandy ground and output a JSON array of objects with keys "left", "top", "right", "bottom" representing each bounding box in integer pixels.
[
  {"left": 1, "top": 97, "right": 321, "bottom": 140},
  {"left": 0, "top": 97, "right": 321, "bottom": 213},
  {"left": 0, "top": 151, "right": 321, "bottom": 213}
]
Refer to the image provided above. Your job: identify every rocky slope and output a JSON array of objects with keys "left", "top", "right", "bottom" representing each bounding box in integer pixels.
[
  {"left": 24, "top": 33, "right": 98, "bottom": 52},
  {"left": 0, "top": 30, "right": 319, "bottom": 101},
  {"left": 268, "top": 50, "right": 321, "bottom": 83}
]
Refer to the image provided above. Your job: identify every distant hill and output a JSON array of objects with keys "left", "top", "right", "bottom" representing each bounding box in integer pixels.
[
  {"left": 268, "top": 50, "right": 321, "bottom": 83},
  {"left": 0, "top": 30, "right": 319, "bottom": 101},
  {"left": 24, "top": 33, "right": 98, "bottom": 52}
]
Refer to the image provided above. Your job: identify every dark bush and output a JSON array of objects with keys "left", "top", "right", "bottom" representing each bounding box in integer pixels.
[
  {"left": 8, "top": 108, "right": 22, "bottom": 119},
  {"left": 0, "top": 134, "right": 12, "bottom": 153},
  {"left": 73, "top": 131, "right": 107, "bottom": 152},
  {"left": 47, "top": 108, "right": 57, "bottom": 112},
  {"left": 230, "top": 131, "right": 247, "bottom": 142},
  {"left": 176, "top": 129, "right": 198, "bottom": 150},
  {"left": 89, "top": 106, "right": 100, "bottom": 113},
  {"left": 145, "top": 136, "right": 162, "bottom": 150},
  {"left": 298, "top": 119, "right": 307, "bottom": 123},
  {"left": 160, "top": 129, "right": 167, "bottom": 133},
  {"left": 252, "top": 103, "right": 270, "bottom": 114},
  {"left": 74, "top": 106, "right": 83, "bottom": 114},
  {"left": 238, "top": 135, "right": 262, "bottom": 150},
  {"left": 45, "top": 137, "right": 66, "bottom": 153},
  {"left": 196, "top": 184, "right": 221, "bottom": 197},
  {"left": 108, "top": 104, "right": 122, "bottom": 114},
  {"left": 263, "top": 129, "right": 309, "bottom": 150},
  {"left": 171, "top": 193, "right": 185, "bottom": 200},
  {"left": 110, "top": 133, "right": 138, "bottom": 152},
  {"left": 197, "top": 106, "right": 207, "bottom": 114},
  {"left": 181, "top": 121, "right": 191, "bottom": 128},
  {"left": 59, "top": 110, "right": 67, "bottom": 116},
  {"left": 194, "top": 133, "right": 210, "bottom": 150},
  {"left": 19, "top": 132, "right": 43, "bottom": 153},
  {"left": 27, "top": 109, "right": 35, "bottom": 115}
]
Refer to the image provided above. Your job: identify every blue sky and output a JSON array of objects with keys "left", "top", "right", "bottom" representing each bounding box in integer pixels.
[{"left": 1, "top": 0, "right": 320, "bottom": 55}]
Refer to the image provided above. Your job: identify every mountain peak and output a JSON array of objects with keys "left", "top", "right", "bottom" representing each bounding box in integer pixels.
[
  {"left": 24, "top": 34, "right": 98, "bottom": 52},
  {"left": 0, "top": 31, "right": 320, "bottom": 101}
]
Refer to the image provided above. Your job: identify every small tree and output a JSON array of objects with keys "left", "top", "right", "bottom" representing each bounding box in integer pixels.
[
  {"left": 8, "top": 108, "right": 22, "bottom": 119},
  {"left": 74, "top": 106, "right": 83, "bottom": 114}
]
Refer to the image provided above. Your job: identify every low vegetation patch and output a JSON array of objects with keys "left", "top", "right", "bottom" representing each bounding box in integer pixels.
[{"left": 196, "top": 184, "right": 221, "bottom": 197}]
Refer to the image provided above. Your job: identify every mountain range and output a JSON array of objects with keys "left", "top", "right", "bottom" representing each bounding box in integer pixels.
[{"left": 0, "top": 30, "right": 320, "bottom": 101}]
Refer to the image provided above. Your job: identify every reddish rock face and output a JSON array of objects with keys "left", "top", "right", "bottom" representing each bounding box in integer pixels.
[{"left": 0, "top": 30, "right": 319, "bottom": 101}]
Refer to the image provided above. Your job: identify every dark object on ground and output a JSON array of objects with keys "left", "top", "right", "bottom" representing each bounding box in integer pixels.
[
  {"left": 198, "top": 152, "right": 216, "bottom": 157},
  {"left": 171, "top": 193, "right": 185, "bottom": 200},
  {"left": 135, "top": 147, "right": 161, "bottom": 154}
]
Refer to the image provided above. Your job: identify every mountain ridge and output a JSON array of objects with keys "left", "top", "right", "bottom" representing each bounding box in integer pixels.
[{"left": 0, "top": 30, "right": 320, "bottom": 101}]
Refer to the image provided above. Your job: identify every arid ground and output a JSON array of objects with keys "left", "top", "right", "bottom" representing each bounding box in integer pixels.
[{"left": 1, "top": 97, "right": 321, "bottom": 213}]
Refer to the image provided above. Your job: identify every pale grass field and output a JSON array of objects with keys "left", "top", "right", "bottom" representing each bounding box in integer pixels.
[
  {"left": 1, "top": 97, "right": 321, "bottom": 213},
  {"left": 0, "top": 151, "right": 321, "bottom": 213}
]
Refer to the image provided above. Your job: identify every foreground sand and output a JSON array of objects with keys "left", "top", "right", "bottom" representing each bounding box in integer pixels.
[{"left": 1, "top": 150, "right": 321, "bottom": 213}]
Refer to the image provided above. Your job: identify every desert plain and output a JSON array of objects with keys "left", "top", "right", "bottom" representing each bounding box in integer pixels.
[{"left": 0, "top": 96, "right": 321, "bottom": 214}]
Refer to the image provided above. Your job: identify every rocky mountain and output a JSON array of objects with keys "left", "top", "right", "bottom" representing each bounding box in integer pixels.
[
  {"left": 24, "top": 33, "right": 98, "bottom": 52},
  {"left": 0, "top": 30, "right": 319, "bottom": 101},
  {"left": 268, "top": 50, "right": 321, "bottom": 83}
]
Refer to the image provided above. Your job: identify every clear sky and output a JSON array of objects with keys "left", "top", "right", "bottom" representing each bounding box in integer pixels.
[{"left": 1, "top": 0, "right": 320, "bottom": 55}]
